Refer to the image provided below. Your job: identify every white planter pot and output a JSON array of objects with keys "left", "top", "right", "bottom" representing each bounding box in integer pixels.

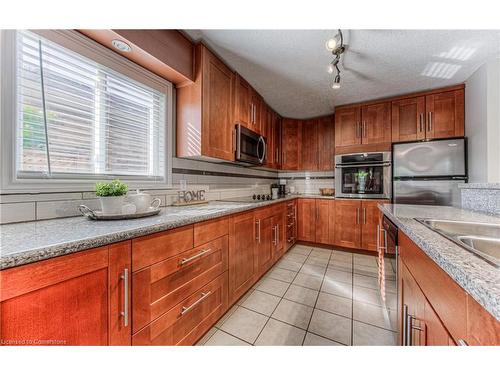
[{"left": 99, "top": 196, "right": 125, "bottom": 214}]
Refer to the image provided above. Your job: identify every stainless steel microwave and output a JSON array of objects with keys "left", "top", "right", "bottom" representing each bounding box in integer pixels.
[
  {"left": 335, "top": 151, "right": 392, "bottom": 199},
  {"left": 235, "top": 124, "right": 266, "bottom": 165}
]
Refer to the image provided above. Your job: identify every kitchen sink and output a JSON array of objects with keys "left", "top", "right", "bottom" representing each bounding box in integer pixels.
[{"left": 416, "top": 218, "right": 500, "bottom": 268}]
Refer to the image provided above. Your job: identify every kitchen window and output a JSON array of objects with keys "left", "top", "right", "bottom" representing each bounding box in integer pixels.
[{"left": 0, "top": 30, "right": 173, "bottom": 192}]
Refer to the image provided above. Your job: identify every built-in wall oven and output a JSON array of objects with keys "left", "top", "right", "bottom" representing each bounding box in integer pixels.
[
  {"left": 335, "top": 152, "right": 392, "bottom": 199},
  {"left": 235, "top": 124, "right": 266, "bottom": 165}
]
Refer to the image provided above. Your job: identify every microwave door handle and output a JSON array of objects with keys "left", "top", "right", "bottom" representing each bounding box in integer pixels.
[{"left": 258, "top": 136, "right": 266, "bottom": 163}]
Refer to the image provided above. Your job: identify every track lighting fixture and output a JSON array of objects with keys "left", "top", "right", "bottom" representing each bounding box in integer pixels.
[{"left": 326, "top": 29, "right": 345, "bottom": 89}]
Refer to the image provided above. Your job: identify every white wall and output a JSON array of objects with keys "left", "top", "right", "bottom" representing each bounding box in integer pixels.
[{"left": 465, "top": 58, "right": 500, "bottom": 183}]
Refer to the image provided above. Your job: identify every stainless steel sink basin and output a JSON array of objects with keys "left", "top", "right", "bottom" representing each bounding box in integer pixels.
[{"left": 416, "top": 218, "right": 500, "bottom": 268}]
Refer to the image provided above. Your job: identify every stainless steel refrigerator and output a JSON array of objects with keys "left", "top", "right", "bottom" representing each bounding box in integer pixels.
[{"left": 393, "top": 138, "right": 467, "bottom": 206}]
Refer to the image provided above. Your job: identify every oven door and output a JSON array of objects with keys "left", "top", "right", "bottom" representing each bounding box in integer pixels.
[
  {"left": 235, "top": 124, "right": 266, "bottom": 165},
  {"left": 335, "top": 163, "right": 392, "bottom": 199}
]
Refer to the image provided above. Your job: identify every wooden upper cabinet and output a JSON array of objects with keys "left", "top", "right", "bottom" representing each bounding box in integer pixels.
[
  {"left": 335, "top": 106, "right": 361, "bottom": 148},
  {"left": 250, "top": 90, "right": 262, "bottom": 133},
  {"left": 300, "top": 119, "right": 319, "bottom": 170},
  {"left": 392, "top": 96, "right": 426, "bottom": 142},
  {"left": 318, "top": 115, "right": 335, "bottom": 171},
  {"left": 425, "top": 89, "right": 464, "bottom": 139},
  {"left": 334, "top": 199, "right": 361, "bottom": 249},
  {"left": 177, "top": 44, "right": 235, "bottom": 162},
  {"left": 297, "top": 198, "right": 316, "bottom": 242},
  {"left": 261, "top": 105, "right": 273, "bottom": 166},
  {"left": 282, "top": 118, "right": 301, "bottom": 170},
  {"left": 361, "top": 102, "right": 391, "bottom": 145},
  {"left": 234, "top": 73, "right": 251, "bottom": 128},
  {"left": 272, "top": 114, "right": 282, "bottom": 169}
]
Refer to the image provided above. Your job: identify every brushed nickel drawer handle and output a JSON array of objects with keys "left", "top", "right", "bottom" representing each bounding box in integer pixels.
[
  {"left": 120, "top": 268, "right": 129, "bottom": 327},
  {"left": 181, "top": 291, "right": 212, "bottom": 316},
  {"left": 458, "top": 339, "right": 468, "bottom": 346},
  {"left": 180, "top": 249, "right": 211, "bottom": 265}
]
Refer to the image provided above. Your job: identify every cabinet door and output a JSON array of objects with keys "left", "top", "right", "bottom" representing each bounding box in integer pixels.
[
  {"left": 234, "top": 73, "right": 251, "bottom": 128},
  {"left": 425, "top": 299, "right": 453, "bottom": 346},
  {"left": 0, "top": 246, "right": 124, "bottom": 346},
  {"left": 282, "top": 118, "right": 301, "bottom": 170},
  {"left": 262, "top": 105, "right": 273, "bottom": 167},
  {"left": 361, "top": 200, "right": 387, "bottom": 252},
  {"left": 273, "top": 114, "right": 282, "bottom": 169},
  {"left": 392, "top": 97, "right": 425, "bottom": 142},
  {"left": 361, "top": 102, "right": 391, "bottom": 145},
  {"left": 318, "top": 115, "right": 335, "bottom": 171},
  {"left": 250, "top": 90, "right": 261, "bottom": 133},
  {"left": 335, "top": 106, "right": 361, "bottom": 148},
  {"left": 256, "top": 215, "right": 274, "bottom": 275},
  {"left": 425, "top": 89, "right": 464, "bottom": 140},
  {"left": 400, "top": 263, "right": 426, "bottom": 346},
  {"left": 327, "top": 200, "right": 336, "bottom": 245},
  {"left": 202, "top": 47, "right": 234, "bottom": 161},
  {"left": 315, "top": 199, "right": 330, "bottom": 244},
  {"left": 228, "top": 211, "right": 258, "bottom": 304},
  {"left": 334, "top": 199, "right": 361, "bottom": 248},
  {"left": 300, "top": 119, "right": 319, "bottom": 171},
  {"left": 466, "top": 294, "right": 500, "bottom": 346},
  {"left": 297, "top": 198, "right": 316, "bottom": 242},
  {"left": 108, "top": 242, "right": 132, "bottom": 345}
]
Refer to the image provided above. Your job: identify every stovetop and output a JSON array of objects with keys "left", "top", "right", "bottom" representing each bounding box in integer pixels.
[{"left": 219, "top": 194, "right": 282, "bottom": 203}]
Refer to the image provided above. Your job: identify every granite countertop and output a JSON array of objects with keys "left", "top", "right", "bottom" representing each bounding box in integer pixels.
[
  {"left": 379, "top": 203, "right": 500, "bottom": 320},
  {"left": 1, "top": 195, "right": 333, "bottom": 270}
]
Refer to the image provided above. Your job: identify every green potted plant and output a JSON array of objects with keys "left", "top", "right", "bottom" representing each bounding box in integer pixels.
[
  {"left": 356, "top": 171, "right": 369, "bottom": 193},
  {"left": 95, "top": 179, "right": 129, "bottom": 214}
]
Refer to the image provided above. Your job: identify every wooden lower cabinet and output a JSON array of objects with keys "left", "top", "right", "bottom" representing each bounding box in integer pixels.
[
  {"left": 0, "top": 242, "right": 131, "bottom": 346},
  {"left": 132, "top": 272, "right": 228, "bottom": 346},
  {"left": 334, "top": 199, "right": 362, "bottom": 248},
  {"left": 256, "top": 210, "right": 274, "bottom": 275},
  {"left": 360, "top": 200, "right": 384, "bottom": 251},
  {"left": 285, "top": 200, "right": 297, "bottom": 250},
  {"left": 315, "top": 199, "right": 330, "bottom": 244},
  {"left": 132, "top": 236, "right": 228, "bottom": 333},
  {"left": 335, "top": 199, "right": 388, "bottom": 251},
  {"left": 228, "top": 211, "right": 258, "bottom": 305},
  {"left": 398, "top": 231, "right": 499, "bottom": 346},
  {"left": 297, "top": 198, "right": 316, "bottom": 242}
]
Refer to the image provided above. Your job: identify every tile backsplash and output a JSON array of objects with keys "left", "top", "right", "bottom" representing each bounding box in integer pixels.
[
  {"left": 278, "top": 171, "right": 335, "bottom": 195},
  {"left": 0, "top": 157, "right": 337, "bottom": 224},
  {"left": 0, "top": 157, "right": 278, "bottom": 224}
]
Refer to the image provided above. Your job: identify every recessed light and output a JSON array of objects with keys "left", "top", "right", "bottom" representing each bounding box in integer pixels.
[{"left": 112, "top": 39, "right": 131, "bottom": 53}]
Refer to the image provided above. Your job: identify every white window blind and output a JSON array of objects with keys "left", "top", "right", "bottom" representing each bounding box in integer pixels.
[{"left": 16, "top": 31, "right": 167, "bottom": 181}]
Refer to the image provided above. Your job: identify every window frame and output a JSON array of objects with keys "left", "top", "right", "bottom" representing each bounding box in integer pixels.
[{"left": 0, "top": 29, "right": 173, "bottom": 193}]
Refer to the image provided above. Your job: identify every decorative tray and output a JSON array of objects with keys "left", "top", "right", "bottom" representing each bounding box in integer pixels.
[{"left": 79, "top": 205, "right": 161, "bottom": 220}]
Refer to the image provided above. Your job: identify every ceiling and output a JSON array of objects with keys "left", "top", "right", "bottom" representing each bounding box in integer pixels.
[{"left": 185, "top": 29, "right": 500, "bottom": 119}]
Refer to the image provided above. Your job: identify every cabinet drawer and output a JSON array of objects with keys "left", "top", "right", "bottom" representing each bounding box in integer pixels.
[
  {"left": 132, "top": 235, "right": 228, "bottom": 333},
  {"left": 132, "top": 272, "right": 228, "bottom": 346},
  {"left": 399, "top": 233, "right": 467, "bottom": 341},
  {"left": 132, "top": 225, "right": 194, "bottom": 271},
  {"left": 194, "top": 217, "right": 229, "bottom": 247}
]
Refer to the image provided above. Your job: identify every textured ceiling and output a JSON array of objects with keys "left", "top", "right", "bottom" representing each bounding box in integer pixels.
[{"left": 184, "top": 29, "right": 500, "bottom": 119}]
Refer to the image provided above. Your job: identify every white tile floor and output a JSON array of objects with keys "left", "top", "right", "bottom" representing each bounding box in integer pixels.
[{"left": 197, "top": 244, "right": 398, "bottom": 346}]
